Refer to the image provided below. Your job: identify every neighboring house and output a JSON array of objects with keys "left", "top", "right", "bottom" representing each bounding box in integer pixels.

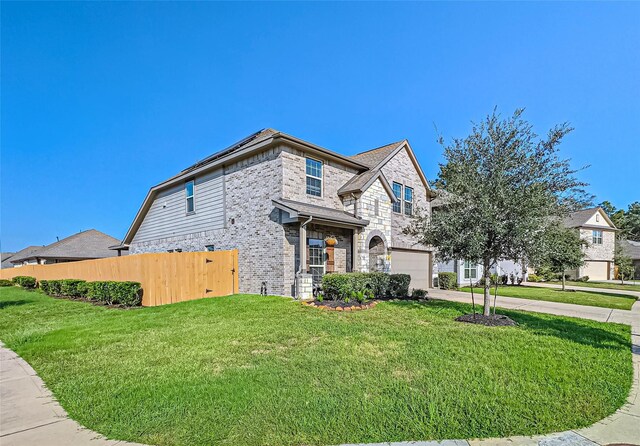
[
  {"left": 10, "top": 230, "right": 124, "bottom": 267},
  {"left": 436, "top": 259, "right": 525, "bottom": 286},
  {"left": 1, "top": 252, "right": 15, "bottom": 269},
  {"left": 563, "top": 207, "right": 617, "bottom": 280},
  {"left": 621, "top": 239, "right": 640, "bottom": 280},
  {"left": 117, "top": 128, "right": 435, "bottom": 298}
]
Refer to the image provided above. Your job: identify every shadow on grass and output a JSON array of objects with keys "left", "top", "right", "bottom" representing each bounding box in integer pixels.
[
  {"left": 386, "top": 299, "right": 631, "bottom": 352},
  {"left": 549, "top": 288, "right": 638, "bottom": 300},
  {"left": 0, "top": 299, "right": 32, "bottom": 310}
]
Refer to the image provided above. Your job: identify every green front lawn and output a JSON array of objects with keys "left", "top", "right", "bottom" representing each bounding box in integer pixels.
[
  {"left": 461, "top": 285, "right": 637, "bottom": 310},
  {"left": 0, "top": 287, "right": 632, "bottom": 446},
  {"left": 562, "top": 281, "right": 640, "bottom": 292}
]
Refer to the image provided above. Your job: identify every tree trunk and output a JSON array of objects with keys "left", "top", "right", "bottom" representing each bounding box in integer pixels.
[
  {"left": 483, "top": 259, "right": 491, "bottom": 316},
  {"left": 562, "top": 268, "right": 566, "bottom": 291}
]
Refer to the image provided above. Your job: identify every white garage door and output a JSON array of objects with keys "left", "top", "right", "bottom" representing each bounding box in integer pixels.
[
  {"left": 391, "top": 250, "right": 430, "bottom": 290},
  {"left": 583, "top": 261, "right": 608, "bottom": 281}
]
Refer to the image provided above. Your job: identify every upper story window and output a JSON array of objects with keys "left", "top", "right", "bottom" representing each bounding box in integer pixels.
[
  {"left": 306, "top": 158, "right": 322, "bottom": 197},
  {"left": 392, "top": 182, "right": 402, "bottom": 213},
  {"left": 592, "top": 230, "right": 603, "bottom": 245},
  {"left": 595, "top": 214, "right": 600, "bottom": 222},
  {"left": 185, "top": 180, "right": 195, "bottom": 214},
  {"left": 404, "top": 186, "right": 414, "bottom": 216}
]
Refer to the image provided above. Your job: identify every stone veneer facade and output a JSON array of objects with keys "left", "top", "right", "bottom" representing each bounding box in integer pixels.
[{"left": 130, "top": 140, "right": 431, "bottom": 297}]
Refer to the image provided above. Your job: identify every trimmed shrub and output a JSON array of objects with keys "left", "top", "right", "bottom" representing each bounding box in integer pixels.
[
  {"left": 48, "top": 280, "right": 64, "bottom": 296},
  {"left": 321, "top": 272, "right": 405, "bottom": 301},
  {"left": 60, "top": 279, "right": 88, "bottom": 298},
  {"left": 387, "top": 274, "right": 411, "bottom": 297},
  {"left": 438, "top": 272, "right": 458, "bottom": 290},
  {"left": 0, "top": 279, "right": 13, "bottom": 287},
  {"left": 87, "top": 281, "right": 142, "bottom": 306},
  {"left": 411, "top": 288, "right": 428, "bottom": 298},
  {"left": 527, "top": 274, "right": 541, "bottom": 282},
  {"left": 108, "top": 282, "right": 142, "bottom": 306},
  {"left": 39, "top": 279, "right": 50, "bottom": 293},
  {"left": 12, "top": 276, "right": 37, "bottom": 289}
]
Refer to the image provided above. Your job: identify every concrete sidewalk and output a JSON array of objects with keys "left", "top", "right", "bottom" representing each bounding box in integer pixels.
[
  {"left": 0, "top": 343, "right": 145, "bottom": 446},
  {"left": 428, "top": 288, "right": 639, "bottom": 325},
  {"left": 524, "top": 281, "right": 640, "bottom": 299}
]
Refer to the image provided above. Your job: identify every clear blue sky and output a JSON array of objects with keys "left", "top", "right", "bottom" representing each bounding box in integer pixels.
[{"left": 2, "top": 2, "right": 639, "bottom": 252}]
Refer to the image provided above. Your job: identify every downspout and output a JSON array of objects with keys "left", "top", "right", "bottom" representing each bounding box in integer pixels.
[{"left": 295, "top": 216, "right": 313, "bottom": 299}]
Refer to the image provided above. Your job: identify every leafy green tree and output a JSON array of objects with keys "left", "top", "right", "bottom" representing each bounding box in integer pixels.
[
  {"left": 625, "top": 202, "right": 640, "bottom": 240},
  {"left": 407, "top": 109, "right": 591, "bottom": 315},
  {"left": 614, "top": 239, "right": 635, "bottom": 284},
  {"left": 538, "top": 224, "right": 588, "bottom": 290}
]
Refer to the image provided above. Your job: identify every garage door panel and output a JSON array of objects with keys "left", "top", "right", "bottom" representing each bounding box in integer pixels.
[
  {"left": 391, "top": 250, "right": 430, "bottom": 290},
  {"left": 583, "top": 261, "right": 608, "bottom": 281}
]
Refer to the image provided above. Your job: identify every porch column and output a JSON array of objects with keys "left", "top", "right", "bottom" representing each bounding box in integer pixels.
[
  {"left": 352, "top": 228, "right": 359, "bottom": 272},
  {"left": 299, "top": 223, "right": 307, "bottom": 274}
]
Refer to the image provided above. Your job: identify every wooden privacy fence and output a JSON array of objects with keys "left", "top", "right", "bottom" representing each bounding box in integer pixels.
[{"left": 0, "top": 250, "right": 239, "bottom": 306}]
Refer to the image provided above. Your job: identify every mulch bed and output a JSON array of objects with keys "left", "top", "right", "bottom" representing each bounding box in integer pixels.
[
  {"left": 455, "top": 313, "right": 518, "bottom": 327},
  {"left": 303, "top": 296, "right": 429, "bottom": 311},
  {"left": 302, "top": 300, "right": 379, "bottom": 311}
]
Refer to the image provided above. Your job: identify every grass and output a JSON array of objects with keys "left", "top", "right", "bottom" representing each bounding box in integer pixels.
[
  {"left": 460, "top": 285, "right": 637, "bottom": 310},
  {"left": 0, "top": 287, "right": 633, "bottom": 446},
  {"left": 561, "top": 281, "right": 640, "bottom": 292}
]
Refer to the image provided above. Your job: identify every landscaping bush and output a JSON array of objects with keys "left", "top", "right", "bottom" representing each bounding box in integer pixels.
[
  {"left": 39, "top": 279, "right": 50, "bottom": 293},
  {"left": 48, "top": 280, "right": 64, "bottom": 296},
  {"left": 12, "top": 276, "right": 37, "bottom": 289},
  {"left": 321, "top": 272, "right": 407, "bottom": 301},
  {"left": 438, "top": 272, "right": 458, "bottom": 290},
  {"left": 387, "top": 274, "right": 411, "bottom": 297},
  {"left": 576, "top": 276, "right": 590, "bottom": 282},
  {"left": 411, "top": 288, "right": 427, "bottom": 298},
  {"left": 87, "top": 281, "right": 142, "bottom": 306},
  {"left": 527, "top": 274, "right": 541, "bottom": 282},
  {"left": 0, "top": 279, "right": 13, "bottom": 287},
  {"left": 60, "top": 279, "right": 88, "bottom": 298}
]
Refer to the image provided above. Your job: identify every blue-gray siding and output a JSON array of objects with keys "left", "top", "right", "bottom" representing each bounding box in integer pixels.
[{"left": 132, "top": 169, "right": 225, "bottom": 243}]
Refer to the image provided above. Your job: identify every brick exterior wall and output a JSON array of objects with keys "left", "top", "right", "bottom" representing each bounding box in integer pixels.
[
  {"left": 380, "top": 147, "right": 431, "bottom": 251},
  {"left": 355, "top": 179, "right": 392, "bottom": 272},
  {"left": 130, "top": 147, "right": 289, "bottom": 296}
]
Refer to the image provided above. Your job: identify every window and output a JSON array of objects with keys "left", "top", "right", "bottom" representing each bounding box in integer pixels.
[
  {"left": 306, "top": 158, "right": 322, "bottom": 197},
  {"left": 593, "top": 230, "right": 603, "bottom": 245},
  {"left": 175, "top": 248, "right": 183, "bottom": 253},
  {"left": 185, "top": 180, "right": 195, "bottom": 213},
  {"left": 596, "top": 214, "right": 600, "bottom": 222},
  {"left": 205, "top": 245, "right": 215, "bottom": 252},
  {"left": 404, "top": 186, "right": 414, "bottom": 216},
  {"left": 463, "top": 260, "right": 477, "bottom": 280},
  {"left": 374, "top": 198, "right": 379, "bottom": 216},
  {"left": 308, "top": 238, "right": 325, "bottom": 285},
  {"left": 392, "top": 182, "right": 402, "bottom": 213}
]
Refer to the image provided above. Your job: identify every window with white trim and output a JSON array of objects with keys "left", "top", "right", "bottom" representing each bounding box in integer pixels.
[
  {"left": 185, "top": 180, "right": 195, "bottom": 214},
  {"left": 463, "top": 260, "right": 477, "bottom": 280},
  {"left": 404, "top": 186, "right": 413, "bottom": 216},
  {"left": 592, "top": 230, "right": 603, "bottom": 245},
  {"left": 392, "top": 182, "right": 402, "bottom": 213},
  {"left": 306, "top": 158, "right": 322, "bottom": 197}
]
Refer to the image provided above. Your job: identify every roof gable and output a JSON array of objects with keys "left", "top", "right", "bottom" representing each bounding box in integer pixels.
[{"left": 564, "top": 207, "right": 617, "bottom": 230}]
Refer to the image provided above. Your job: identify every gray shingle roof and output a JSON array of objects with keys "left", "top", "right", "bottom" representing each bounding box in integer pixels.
[
  {"left": 563, "top": 207, "right": 616, "bottom": 229},
  {"left": 349, "top": 141, "right": 404, "bottom": 168},
  {"left": 623, "top": 240, "right": 640, "bottom": 260},
  {"left": 1, "top": 252, "right": 15, "bottom": 269},
  {"left": 8, "top": 246, "right": 43, "bottom": 265},
  {"left": 10, "top": 230, "right": 121, "bottom": 263},
  {"left": 273, "top": 198, "right": 369, "bottom": 227}
]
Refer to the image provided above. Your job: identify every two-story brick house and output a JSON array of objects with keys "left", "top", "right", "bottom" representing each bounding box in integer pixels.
[
  {"left": 563, "top": 207, "right": 617, "bottom": 280},
  {"left": 118, "top": 129, "right": 435, "bottom": 298}
]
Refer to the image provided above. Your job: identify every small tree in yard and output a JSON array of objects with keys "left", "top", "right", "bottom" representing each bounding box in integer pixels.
[
  {"left": 406, "top": 109, "right": 591, "bottom": 317},
  {"left": 615, "top": 239, "right": 635, "bottom": 284},
  {"left": 537, "top": 224, "right": 587, "bottom": 291}
]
